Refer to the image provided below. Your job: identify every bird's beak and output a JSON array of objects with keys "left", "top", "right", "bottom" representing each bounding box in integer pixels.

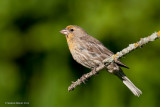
[{"left": 60, "top": 29, "right": 69, "bottom": 35}]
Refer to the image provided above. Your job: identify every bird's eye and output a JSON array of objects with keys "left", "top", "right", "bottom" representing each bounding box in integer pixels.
[{"left": 70, "top": 29, "right": 74, "bottom": 32}]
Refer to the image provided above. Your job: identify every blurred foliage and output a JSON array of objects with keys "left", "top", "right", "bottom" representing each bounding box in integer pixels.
[{"left": 0, "top": 0, "right": 160, "bottom": 107}]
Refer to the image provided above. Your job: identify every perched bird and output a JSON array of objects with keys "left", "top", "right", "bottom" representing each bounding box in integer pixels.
[{"left": 60, "top": 25, "right": 142, "bottom": 96}]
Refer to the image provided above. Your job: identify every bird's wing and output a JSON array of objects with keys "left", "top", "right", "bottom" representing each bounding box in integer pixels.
[
  {"left": 80, "top": 35, "right": 129, "bottom": 69},
  {"left": 80, "top": 35, "right": 113, "bottom": 58},
  {"left": 116, "top": 60, "right": 129, "bottom": 69}
]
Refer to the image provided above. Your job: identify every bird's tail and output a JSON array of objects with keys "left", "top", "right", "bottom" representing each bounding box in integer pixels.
[{"left": 115, "top": 70, "right": 142, "bottom": 97}]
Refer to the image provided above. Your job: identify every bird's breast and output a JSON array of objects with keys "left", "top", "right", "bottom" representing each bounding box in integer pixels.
[{"left": 66, "top": 37, "right": 76, "bottom": 52}]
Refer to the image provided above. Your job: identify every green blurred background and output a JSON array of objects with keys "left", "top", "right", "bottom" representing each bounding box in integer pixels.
[{"left": 0, "top": 0, "right": 160, "bottom": 107}]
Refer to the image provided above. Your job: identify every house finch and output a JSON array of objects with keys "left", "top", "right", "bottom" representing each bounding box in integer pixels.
[{"left": 60, "top": 25, "right": 142, "bottom": 96}]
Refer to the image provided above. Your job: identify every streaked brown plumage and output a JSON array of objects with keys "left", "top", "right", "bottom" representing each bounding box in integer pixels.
[{"left": 60, "top": 25, "right": 142, "bottom": 96}]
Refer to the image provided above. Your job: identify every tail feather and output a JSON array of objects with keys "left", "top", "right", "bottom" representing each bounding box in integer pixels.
[
  {"left": 122, "top": 76, "right": 142, "bottom": 97},
  {"left": 115, "top": 70, "right": 142, "bottom": 97}
]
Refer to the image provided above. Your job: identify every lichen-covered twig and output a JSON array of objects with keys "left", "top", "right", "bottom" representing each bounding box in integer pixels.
[
  {"left": 103, "top": 31, "right": 160, "bottom": 65},
  {"left": 68, "top": 65, "right": 105, "bottom": 91},
  {"left": 68, "top": 31, "right": 160, "bottom": 92}
]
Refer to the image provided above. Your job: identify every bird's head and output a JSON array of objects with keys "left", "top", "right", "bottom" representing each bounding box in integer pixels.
[{"left": 60, "top": 25, "right": 87, "bottom": 39}]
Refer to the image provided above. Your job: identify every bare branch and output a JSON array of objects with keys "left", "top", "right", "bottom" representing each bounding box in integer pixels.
[
  {"left": 68, "top": 65, "right": 105, "bottom": 91},
  {"left": 68, "top": 31, "right": 160, "bottom": 92},
  {"left": 103, "top": 31, "right": 160, "bottom": 65}
]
